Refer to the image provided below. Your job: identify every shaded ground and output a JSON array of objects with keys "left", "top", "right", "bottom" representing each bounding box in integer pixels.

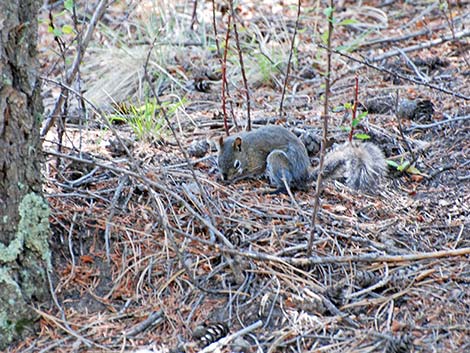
[{"left": 10, "top": 1, "right": 470, "bottom": 352}]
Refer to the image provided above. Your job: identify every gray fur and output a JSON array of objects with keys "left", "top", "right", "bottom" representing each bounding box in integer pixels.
[
  {"left": 217, "top": 125, "right": 311, "bottom": 191},
  {"left": 320, "top": 141, "right": 387, "bottom": 192}
]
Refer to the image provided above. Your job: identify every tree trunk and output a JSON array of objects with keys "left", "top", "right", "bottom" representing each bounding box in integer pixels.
[{"left": 0, "top": 0, "right": 50, "bottom": 349}]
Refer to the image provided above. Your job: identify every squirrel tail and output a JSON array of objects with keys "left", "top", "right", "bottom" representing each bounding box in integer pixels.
[{"left": 315, "top": 141, "right": 387, "bottom": 192}]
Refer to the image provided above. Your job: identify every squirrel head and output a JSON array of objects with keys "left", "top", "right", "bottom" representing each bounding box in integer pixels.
[{"left": 216, "top": 135, "right": 247, "bottom": 181}]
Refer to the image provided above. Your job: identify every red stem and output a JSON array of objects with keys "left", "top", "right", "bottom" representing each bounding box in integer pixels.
[
  {"left": 221, "top": 14, "right": 231, "bottom": 136},
  {"left": 349, "top": 75, "right": 359, "bottom": 142}
]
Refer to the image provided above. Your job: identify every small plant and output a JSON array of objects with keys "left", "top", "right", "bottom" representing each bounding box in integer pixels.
[
  {"left": 247, "top": 52, "right": 282, "bottom": 87},
  {"left": 43, "top": 0, "right": 75, "bottom": 38},
  {"left": 387, "top": 159, "right": 422, "bottom": 175},
  {"left": 338, "top": 76, "right": 371, "bottom": 141},
  {"left": 107, "top": 97, "right": 185, "bottom": 142},
  {"left": 341, "top": 101, "right": 370, "bottom": 140}
]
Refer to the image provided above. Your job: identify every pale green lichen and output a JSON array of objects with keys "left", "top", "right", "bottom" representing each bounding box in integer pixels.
[
  {"left": 0, "top": 267, "right": 22, "bottom": 294},
  {"left": 0, "top": 267, "right": 25, "bottom": 346},
  {"left": 0, "top": 192, "right": 51, "bottom": 268},
  {"left": 0, "top": 311, "right": 15, "bottom": 344},
  {"left": 0, "top": 193, "right": 51, "bottom": 348},
  {"left": 19, "top": 193, "right": 51, "bottom": 268},
  {"left": 0, "top": 235, "right": 23, "bottom": 263}
]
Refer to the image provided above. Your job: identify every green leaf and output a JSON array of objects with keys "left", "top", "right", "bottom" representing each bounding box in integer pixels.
[
  {"left": 48, "top": 26, "right": 62, "bottom": 37},
  {"left": 109, "top": 115, "right": 127, "bottom": 123},
  {"left": 321, "top": 30, "right": 329, "bottom": 45},
  {"left": 343, "top": 102, "right": 353, "bottom": 110},
  {"left": 64, "top": 0, "right": 74, "bottom": 11},
  {"left": 337, "top": 18, "right": 359, "bottom": 26},
  {"left": 358, "top": 111, "right": 368, "bottom": 119},
  {"left": 354, "top": 133, "right": 370, "bottom": 140},
  {"left": 323, "top": 7, "right": 334, "bottom": 18},
  {"left": 351, "top": 117, "right": 361, "bottom": 127},
  {"left": 405, "top": 165, "right": 422, "bottom": 175},
  {"left": 397, "top": 160, "right": 410, "bottom": 172},
  {"left": 387, "top": 160, "right": 399, "bottom": 168},
  {"left": 340, "top": 126, "right": 351, "bottom": 132},
  {"left": 61, "top": 24, "right": 74, "bottom": 34}
]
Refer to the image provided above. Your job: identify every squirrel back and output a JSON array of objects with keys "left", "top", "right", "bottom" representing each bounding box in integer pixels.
[
  {"left": 318, "top": 141, "right": 387, "bottom": 192},
  {"left": 217, "top": 125, "right": 311, "bottom": 191}
]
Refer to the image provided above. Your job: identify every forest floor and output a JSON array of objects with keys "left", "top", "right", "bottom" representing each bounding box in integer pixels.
[{"left": 11, "top": 0, "right": 470, "bottom": 352}]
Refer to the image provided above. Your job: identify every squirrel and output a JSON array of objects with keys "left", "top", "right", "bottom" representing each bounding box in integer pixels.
[
  {"left": 216, "top": 125, "right": 387, "bottom": 193},
  {"left": 314, "top": 140, "right": 387, "bottom": 192},
  {"left": 216, "top": 125, "right": 312, "bottom": 193}
]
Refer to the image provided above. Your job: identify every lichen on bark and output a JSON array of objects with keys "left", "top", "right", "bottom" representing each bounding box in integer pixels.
[
  {"left": 0, "top": 193, "right": 51, "bottom": 348},
  {"left": 0, "top": 0, "right": 49, "bottom": 349},
  {"left": 0, "top": 193, "right": 51, "bottom": 267}
]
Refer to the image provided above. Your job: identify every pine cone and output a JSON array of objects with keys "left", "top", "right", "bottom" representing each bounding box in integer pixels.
[{"left": 397, "top": 99, "right": 434, "bottom": 121}]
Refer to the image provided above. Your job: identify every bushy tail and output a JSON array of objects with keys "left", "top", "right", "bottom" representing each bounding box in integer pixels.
[{"left": 313, "top": 141, "right": 387, "bottom": 192}]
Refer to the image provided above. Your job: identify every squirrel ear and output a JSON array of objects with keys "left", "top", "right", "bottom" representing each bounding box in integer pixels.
[
  {"left": 217, "top": 136, "right": 224, "bottom": 150},
  {"left": 233, "top": 137, "right": 242, "bottom": 152}
]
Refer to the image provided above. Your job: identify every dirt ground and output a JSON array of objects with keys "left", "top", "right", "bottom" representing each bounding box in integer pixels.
[{"left": 11, "top": 1, "right": 470, "bottom": 352}]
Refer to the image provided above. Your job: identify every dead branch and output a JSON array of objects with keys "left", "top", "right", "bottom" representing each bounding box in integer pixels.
[
  {"left": 405, "top": 114, "right": 470, "bottom": 132},
  {"left": 41, "top": 0, "right": 110, "bottom": 137},
  {"left": 371, "top": 29, "right": 470, "bottom": 62},
  {"left": 318, "top": 44, "right": 470, "bottom": 100},
  {"left": 124, "top": 311, "right": 164, "bottom": 337},
  {"left": 266, "top": 247, "right": 470, "bottom": 266},
  {"left": 360, "top": 12, "right": 470, "bottom": 48},
  {"left": 230, "top": 0, "right": 252, "bottom": 131},
  {"left": 221, "top": 14, "right": 232, "bottom": 135},
  {"left": 44, "top": 149, "right": 234, "bottom": 249},
  {"left": 279, "top": 0, "right": 301, "bottom": 119},
  {"left": 309, "top": 1, "right": 334, "bottom": 255}
]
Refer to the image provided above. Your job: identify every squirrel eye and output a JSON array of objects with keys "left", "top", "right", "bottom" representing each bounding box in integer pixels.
[{"left": 233, "top": 160, "right": 241, "bottom": 169}]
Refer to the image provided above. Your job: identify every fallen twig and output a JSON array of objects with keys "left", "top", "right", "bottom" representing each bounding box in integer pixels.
[
  {"left": 124, "top": 310, "right": 164, "bottom": 337},
  {"left": 360, "top": 12, "right": 470, "bottom": 48},
  {"left": 104, "top": 175, "right": 128, "bottom": 261},
  {"left": 318, "top": 44, "right": 470, "bottom": 100},
  {"left": 44, "top": 150, "right": 234, "bottom": 249},
  {"left": 162, "top": 219, "right": 470, "bottom": 265},
  {"left": 370, "top": 29, "right": 470, "bottom": 62},
  {"left": 405, "top": 114, "right": 470, "bottom": 132}
]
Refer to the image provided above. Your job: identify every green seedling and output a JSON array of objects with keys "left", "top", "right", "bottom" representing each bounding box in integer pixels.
[
  {"left": 107, "top": 97, "right": 185, "bottom": 142},
  {"left": 387, "top": 159, "right": 422, "bottom": 175},
  {"left": 340, "top": 102, "right": 370, "bottom": 139}
]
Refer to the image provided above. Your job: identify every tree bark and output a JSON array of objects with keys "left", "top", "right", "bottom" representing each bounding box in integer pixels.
[{"left": 0, "top": 0, "right": 50, "bottom": 349}]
